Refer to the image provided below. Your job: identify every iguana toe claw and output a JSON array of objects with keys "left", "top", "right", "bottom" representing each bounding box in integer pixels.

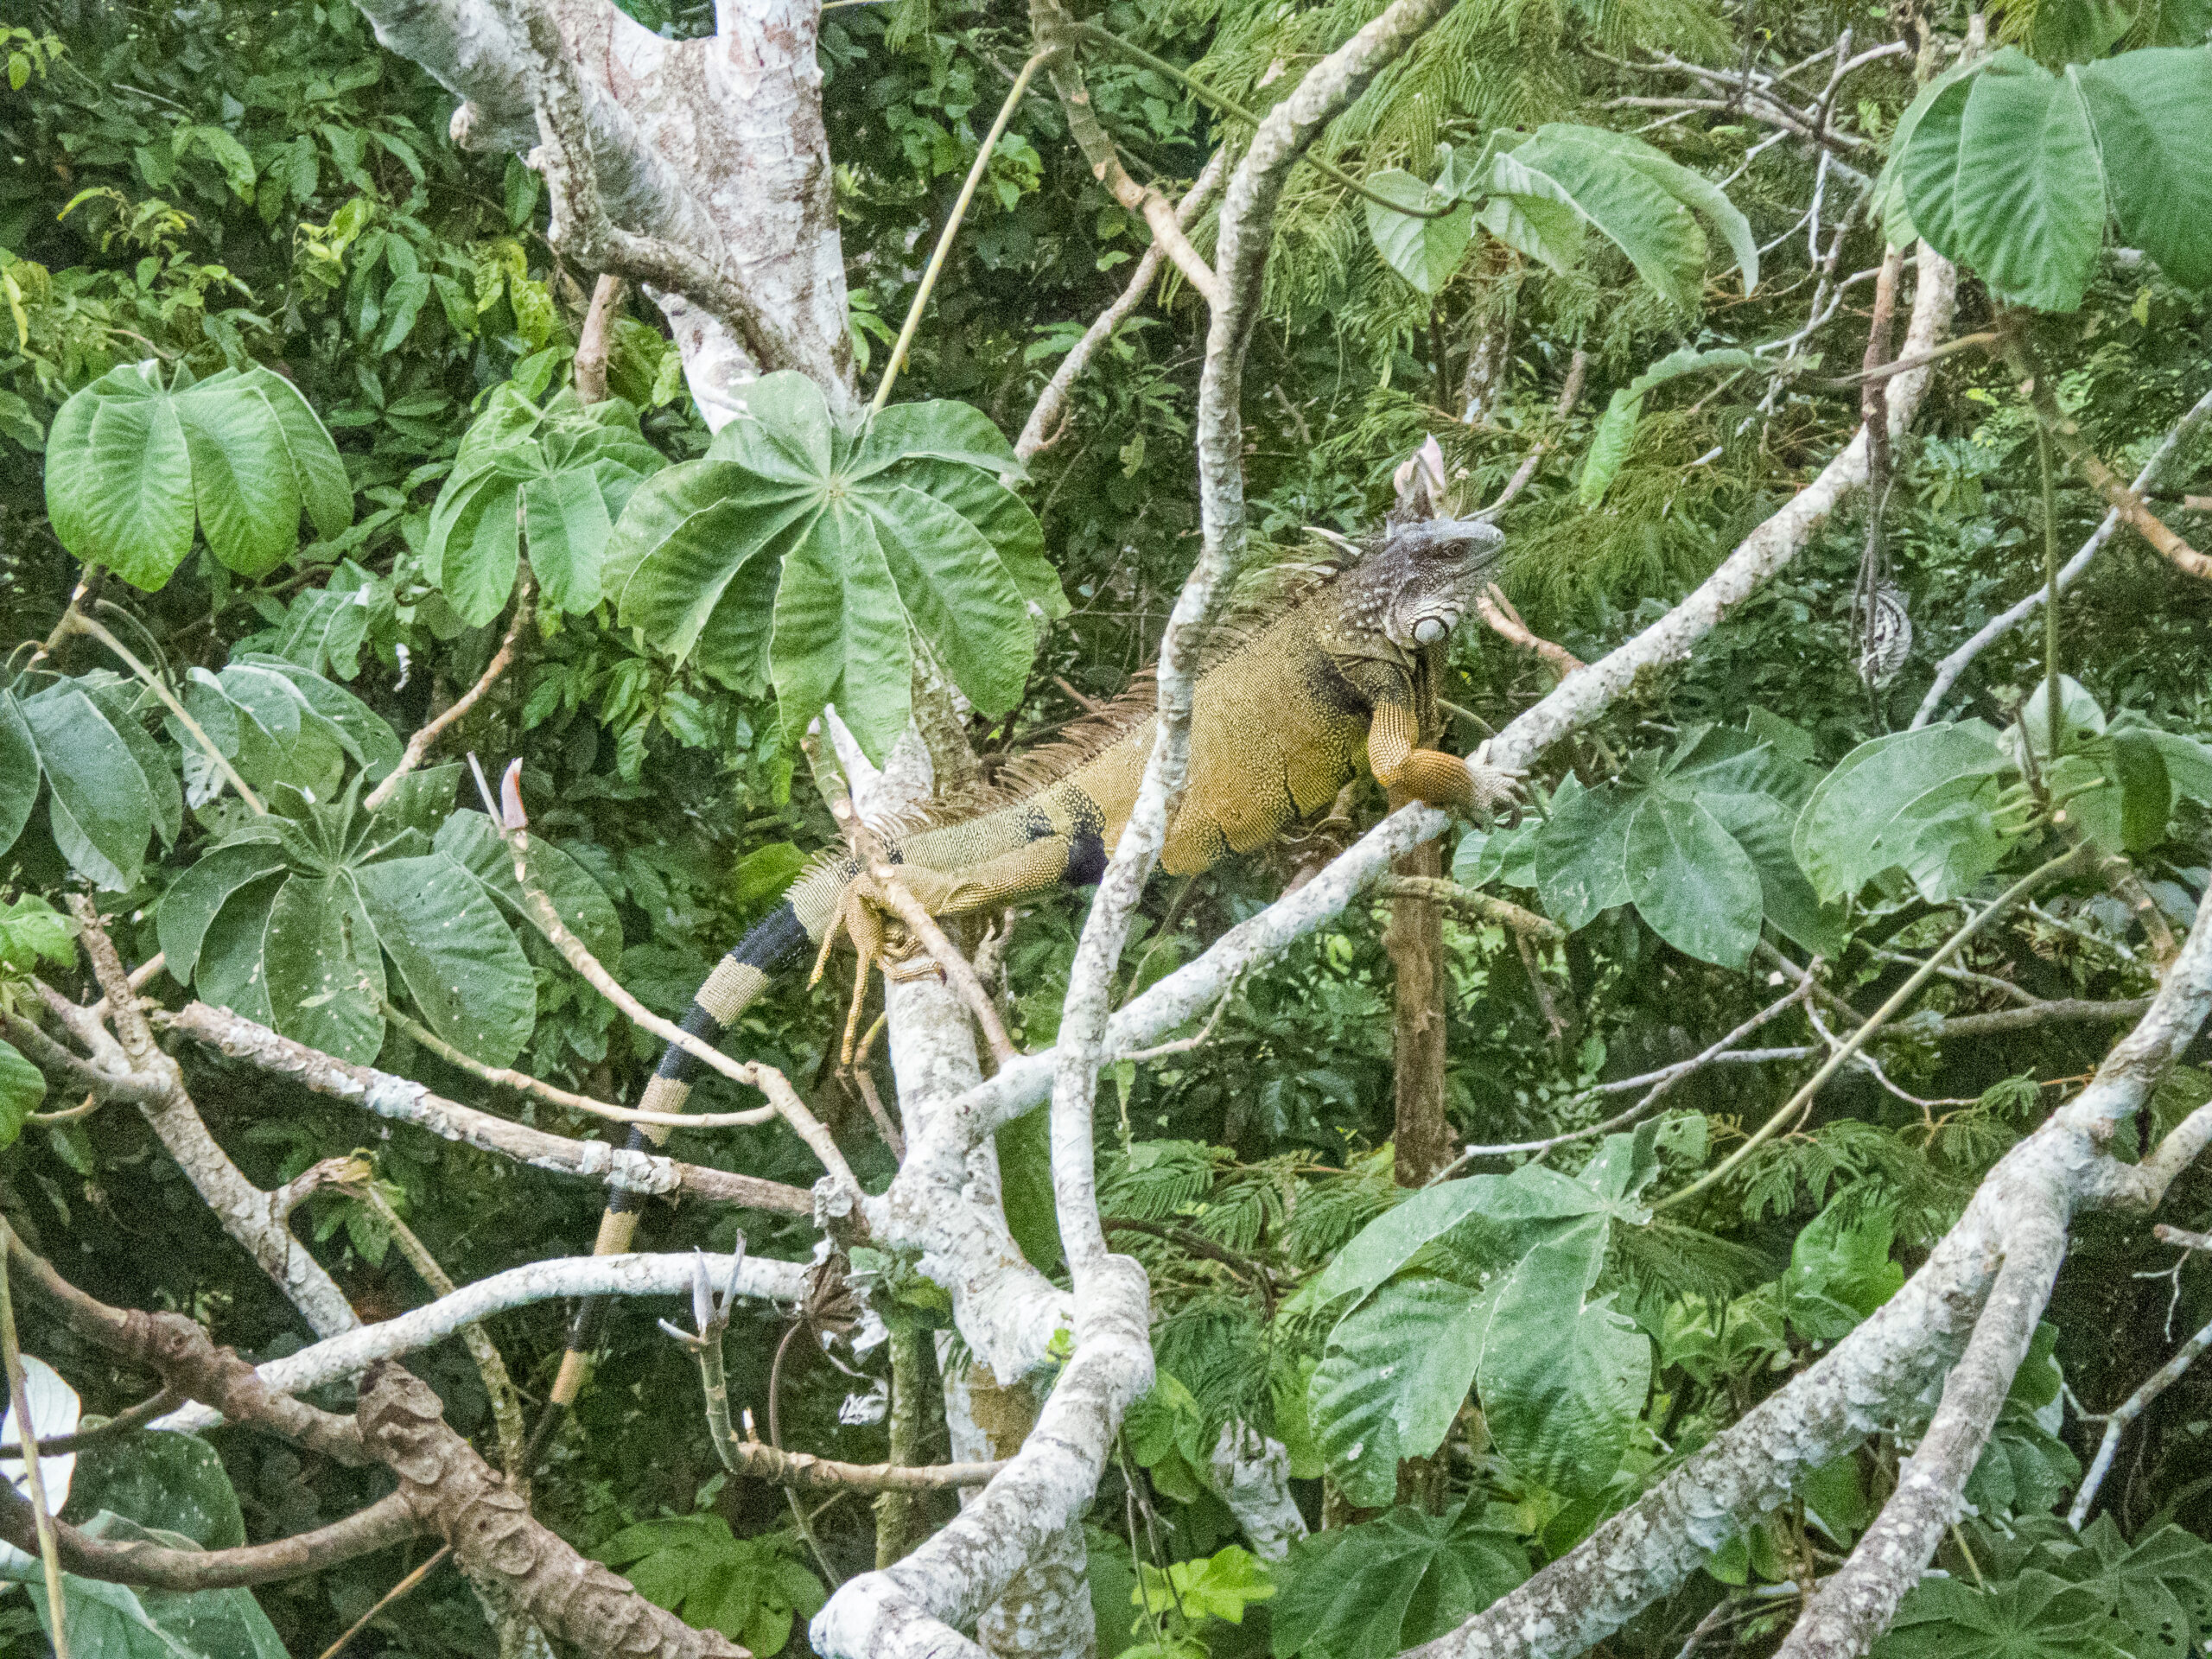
[{"left": 1466, "top": 741, "right": 1528, "bottom": 827}]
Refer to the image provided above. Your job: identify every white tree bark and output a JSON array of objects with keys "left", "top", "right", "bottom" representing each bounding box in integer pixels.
[
  {"left": 156, "top": 1250, "right": 809, "bottom": 1433},
  {"left": 1209, "top": 1424, "right": 1306, "bottom": 1560}
]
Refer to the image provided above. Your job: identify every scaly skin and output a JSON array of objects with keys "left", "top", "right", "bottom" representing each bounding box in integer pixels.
[{"left": 539, "top": 508, "right": 1516, "bottom": 1420}]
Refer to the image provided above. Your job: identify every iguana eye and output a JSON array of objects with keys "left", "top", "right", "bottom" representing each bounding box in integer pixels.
[{"left": 1413, "top": 617, "right": 1446, "bottom": 644}]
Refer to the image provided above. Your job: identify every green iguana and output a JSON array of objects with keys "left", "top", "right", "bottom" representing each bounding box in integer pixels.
[{"left": 541, "top": 443, "right": 1516, "bottom": 1419}]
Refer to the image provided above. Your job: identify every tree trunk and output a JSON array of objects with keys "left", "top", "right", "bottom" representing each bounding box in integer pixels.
[{"left": 1389, "top": 840, "right": 1452, "bottom": 1188}]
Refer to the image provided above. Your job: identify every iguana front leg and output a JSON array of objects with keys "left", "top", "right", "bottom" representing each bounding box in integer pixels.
[{"left": 1367, "top": 699, "right": 1525, "bottom": 822}]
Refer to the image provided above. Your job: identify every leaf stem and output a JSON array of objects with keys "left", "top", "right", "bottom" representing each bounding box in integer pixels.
[
  {"left": 872, "top": 52, "right": 1050, "bottom": 414},
  {"left": 61, "top": 608, "right": 264, "bottom": 814},
  {"left": 2038, "top": 416, "right": 2061, "bottom": 758},
  {"left": 1656, "top": 846, "right": 2087, "bottom": 1214},
  {"left": 0, "top": 1220, "right": 68, "bottom": 1659}
]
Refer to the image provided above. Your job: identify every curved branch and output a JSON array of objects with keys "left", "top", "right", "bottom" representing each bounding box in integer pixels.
[{"left": 0, "top": 1486, "right": 419, "bottom": 1592}]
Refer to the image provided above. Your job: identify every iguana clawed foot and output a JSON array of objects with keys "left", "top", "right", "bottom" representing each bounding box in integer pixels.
[
  {"left": 810, "top": 872, "right": 963, "bottom": 1065},
  {"left": 1465, "top": 741, "right": 1528, "bottom": 828}
]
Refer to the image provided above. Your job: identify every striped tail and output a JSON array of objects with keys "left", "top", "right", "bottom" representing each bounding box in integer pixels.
[{"left": 537, "top": 861, "right": 848, "bottom": 1433}]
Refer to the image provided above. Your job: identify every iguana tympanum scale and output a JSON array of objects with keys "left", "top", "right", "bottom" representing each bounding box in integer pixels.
[{"left": 542, "top": 485, "right": 1513, "bottom": 1418}]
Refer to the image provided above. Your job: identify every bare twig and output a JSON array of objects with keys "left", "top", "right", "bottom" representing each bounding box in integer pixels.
[
  {"left": 60, "top": 608, "right": 263, "bottom": 813},
  {"left": 469, "top": 756, "right": 852, "bottom": 1191},
  {"left": 2006, "top": 335, "right": 2212, "bottom": 582},
  {"left": 0, "top": 1222, "right": 67, "bottom": 1659},
  {"left": 1376, "top": 876, "right": 1564, "bottom": 941},
  {"left": 363, "top": 571, "right": 533, "bottom": 815},
  {"left": 874, "top": 53, "right": 1052, "bottom": 410},
  {"left": 1473, "top": 583, "right": 1584, "bottom": 678},
  {"left": 1433, "top": 971, "right": 1818, "bottom": 1177},
  {"left": 2068, "top": 1304, "right": 2212, "bottom": 1529},
  {"left": 1479, "top": 350, "right": 1589, "bottom": 516},
  {"left": 1119, "top": 974, "right": 1243, "bottom": 1063}
]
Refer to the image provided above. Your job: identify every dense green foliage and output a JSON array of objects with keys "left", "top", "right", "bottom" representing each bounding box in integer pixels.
[{"left": 5, "top": 0, "right": 2212, "bottom": 1655}]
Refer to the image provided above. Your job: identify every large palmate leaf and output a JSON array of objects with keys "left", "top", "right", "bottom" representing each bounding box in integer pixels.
[
  {"left": 44, "top": 361, "right": 350, "bottom": 589},
  {"left": 1308, "top": 1146, "right": 1655, "bottom": 1504},
  {"left": 1271, "top": 1504, "right": 1529, "bottom": 1659},
  {"left": 423, "top": 385, "right": 666, "bottom": 625},
  {"left": 1889, "top": 46, "right": 2212, "bottom": 310},
  {"left": 1363, "top": 169, "right": 1476, "bottom": 296},
  {"left": 1515, "top": 726, "right": 1834, "bottom": 965},
  {"left": 159, "top": 786, "right": 603, "bottom": 1068},
  {"left": 609, "top": 372, "right": 1065, "bottom": 762}
]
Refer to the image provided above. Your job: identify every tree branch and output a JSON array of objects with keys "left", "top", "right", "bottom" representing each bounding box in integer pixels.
[
  {"left": 361, "top": 571, "right": 532, "bottom": 816},
  {"left": 153, "top": 1001, "right": 812, "bottom": 1213}
]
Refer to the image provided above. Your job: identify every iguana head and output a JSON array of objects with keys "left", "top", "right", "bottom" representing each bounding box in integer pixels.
[{"left": 1335, "top": 435, "right": 1505, "bottom": 652}]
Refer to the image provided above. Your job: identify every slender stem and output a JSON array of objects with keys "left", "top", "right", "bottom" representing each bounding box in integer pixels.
[
  {"left": 315, "top": 1545, "right": 453, "bottom": 1659},
  {"left": 2039, "top": 420, "right": 2061, "bottom": 758},
  {"left": 363, "top": 572, "right": 533, "bottom": 816},
  {"left": 0, "top": 1223, "right": 68, "bottom": 1659},
  {"left": 1071, "top": 25, "right": 1456, "bottom": 219},
  {"left": 872, "top": 53, "right": 1048, "bottom": 413},
  {"left": 62, "top": 610, "right": 264, "bottom": 814},
  {"left": 1659, "top": 848, "right": 2086, "bottom": 1212}
]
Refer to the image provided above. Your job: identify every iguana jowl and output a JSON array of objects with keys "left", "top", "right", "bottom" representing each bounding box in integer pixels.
[{"left": 542, "top": 474, "right": 1516, "bottom": 1417}]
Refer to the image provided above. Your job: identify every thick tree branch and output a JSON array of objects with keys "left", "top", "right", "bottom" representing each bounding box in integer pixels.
[{"left": 359, "top": 1362, "right": 747, "bottom": 1659}]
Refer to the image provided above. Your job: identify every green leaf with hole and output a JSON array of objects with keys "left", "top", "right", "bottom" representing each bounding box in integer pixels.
[{"left": 354, "top": 852, "right": 536, "bottom": 1067}]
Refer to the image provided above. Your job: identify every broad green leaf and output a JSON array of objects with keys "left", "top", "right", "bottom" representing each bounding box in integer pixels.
[
  {"left": 355, "top": 852, "right": 537, "bottom": 1067},
  {"left": 852, "top": 399, "right": 1025, "bottom": 479},
  {"left": 1505, "top": 127, "right": 1708, "bottom": 308},
  {"left": 59, "top": 1516, "right": 287, "bottom": 1659},
  {"left": 232, "top": 656, "right": 401, "bottom": 779},
  {"left": 1297, "top": 1167, "right": 1601, "bottom": 1313},
  {"left": 1702, "top": 788, "right": 1845, "bottom": 956},
  {"left": 236, "top": 366, "right": 351, "bottom": 541},
  {"left": 174, "top": 373, "right": 306, "bottom": 578},
  {"left": 0, "top": 1040, "right": 44, "bottom": 1148},
  {"left": 608, "top": 460, "right": 811, "bottom": 685},
  {"left": 1899, "top": 50, "right": 2106, "bottom": 311},
  {"left": 861, "top": 483, "right": 1033, "bottom": 715},
  {"left": 1363, "top": 169, "right": 1476, "bottom": 296},
  {"left": 0, "top": 894, "right": 73, "bottom": 976},
  {"left": 2075, "top": 48, "right": 2212, "bottom": 290},
  {"left": 2070, "top": 1517, "right": 2212, "bottom": 1656},
  {"left": 1480, "top": 151, "right": 1589, "bottom": 275},
  {"left": 424, "top": 452, "right": 530, "bottom": 627},
  {"left": 1875, "top": 58, "right": 1986, "bottom": 244},
  {"left": 0, "top": 693, "right": 36, "bottom": 855},
  {"left": 84, "top": 681, "right": 182, "bottom": 850},
  {"left": 432, "top": 810, "right": 622, "bottom": 966},
  {"left": 1313, "top": 1275, "right": 1489, "bottom": 1503},
  {"left": 1532, "top": 778, "right": 1633, "bottom": 930},
  {"left": 156, "top": 836, "right": 288, "bottom": 982},
  {"left": 613, "top": 377, "right": 1053, "bottom": 759},
  {"left": 1482, "top": 1285, "right": 1649, "bottom": 1497},
  {"left": 2147, "top": 728, "right": 2212, "bottom": 805},
  {"left": 44, "top": 363, "right": 195, "bottom": 589},
  {"left": 194, "top": 873, "right": 286, "bottom": 1027},
  {"left": 770, "top": 504, "right": 914, "bottom": 762},
  {"left": 19, "top": 686, "right": 156, "bottom": 888},
  {"left": 263, "top": 873, "right": 385, "bottom": 1065},
  {"left": 1623, "top": 790, "right": 1764, "bottom": 967},
  {"left": 1541, "top": 127, "right": 1757, "bottom": 290},
  {"left": 1272, "top": 1504, "right": 1528, "bottom": 1659},
  {"left": 67, "top": 1432, "right": 246, "bottom": 1549},
  {"left": 1795, "top": 723, "right": 2011, "bottom": 901},
  {"left": 522, "top": 464, "right": 617, "bottom": 613},
  {"left": 1578, "top": 348, "right": 1759, "bottom": 506},
  {"left": 22, "top": 1573, "right": 198, "bottom": 1659}
]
